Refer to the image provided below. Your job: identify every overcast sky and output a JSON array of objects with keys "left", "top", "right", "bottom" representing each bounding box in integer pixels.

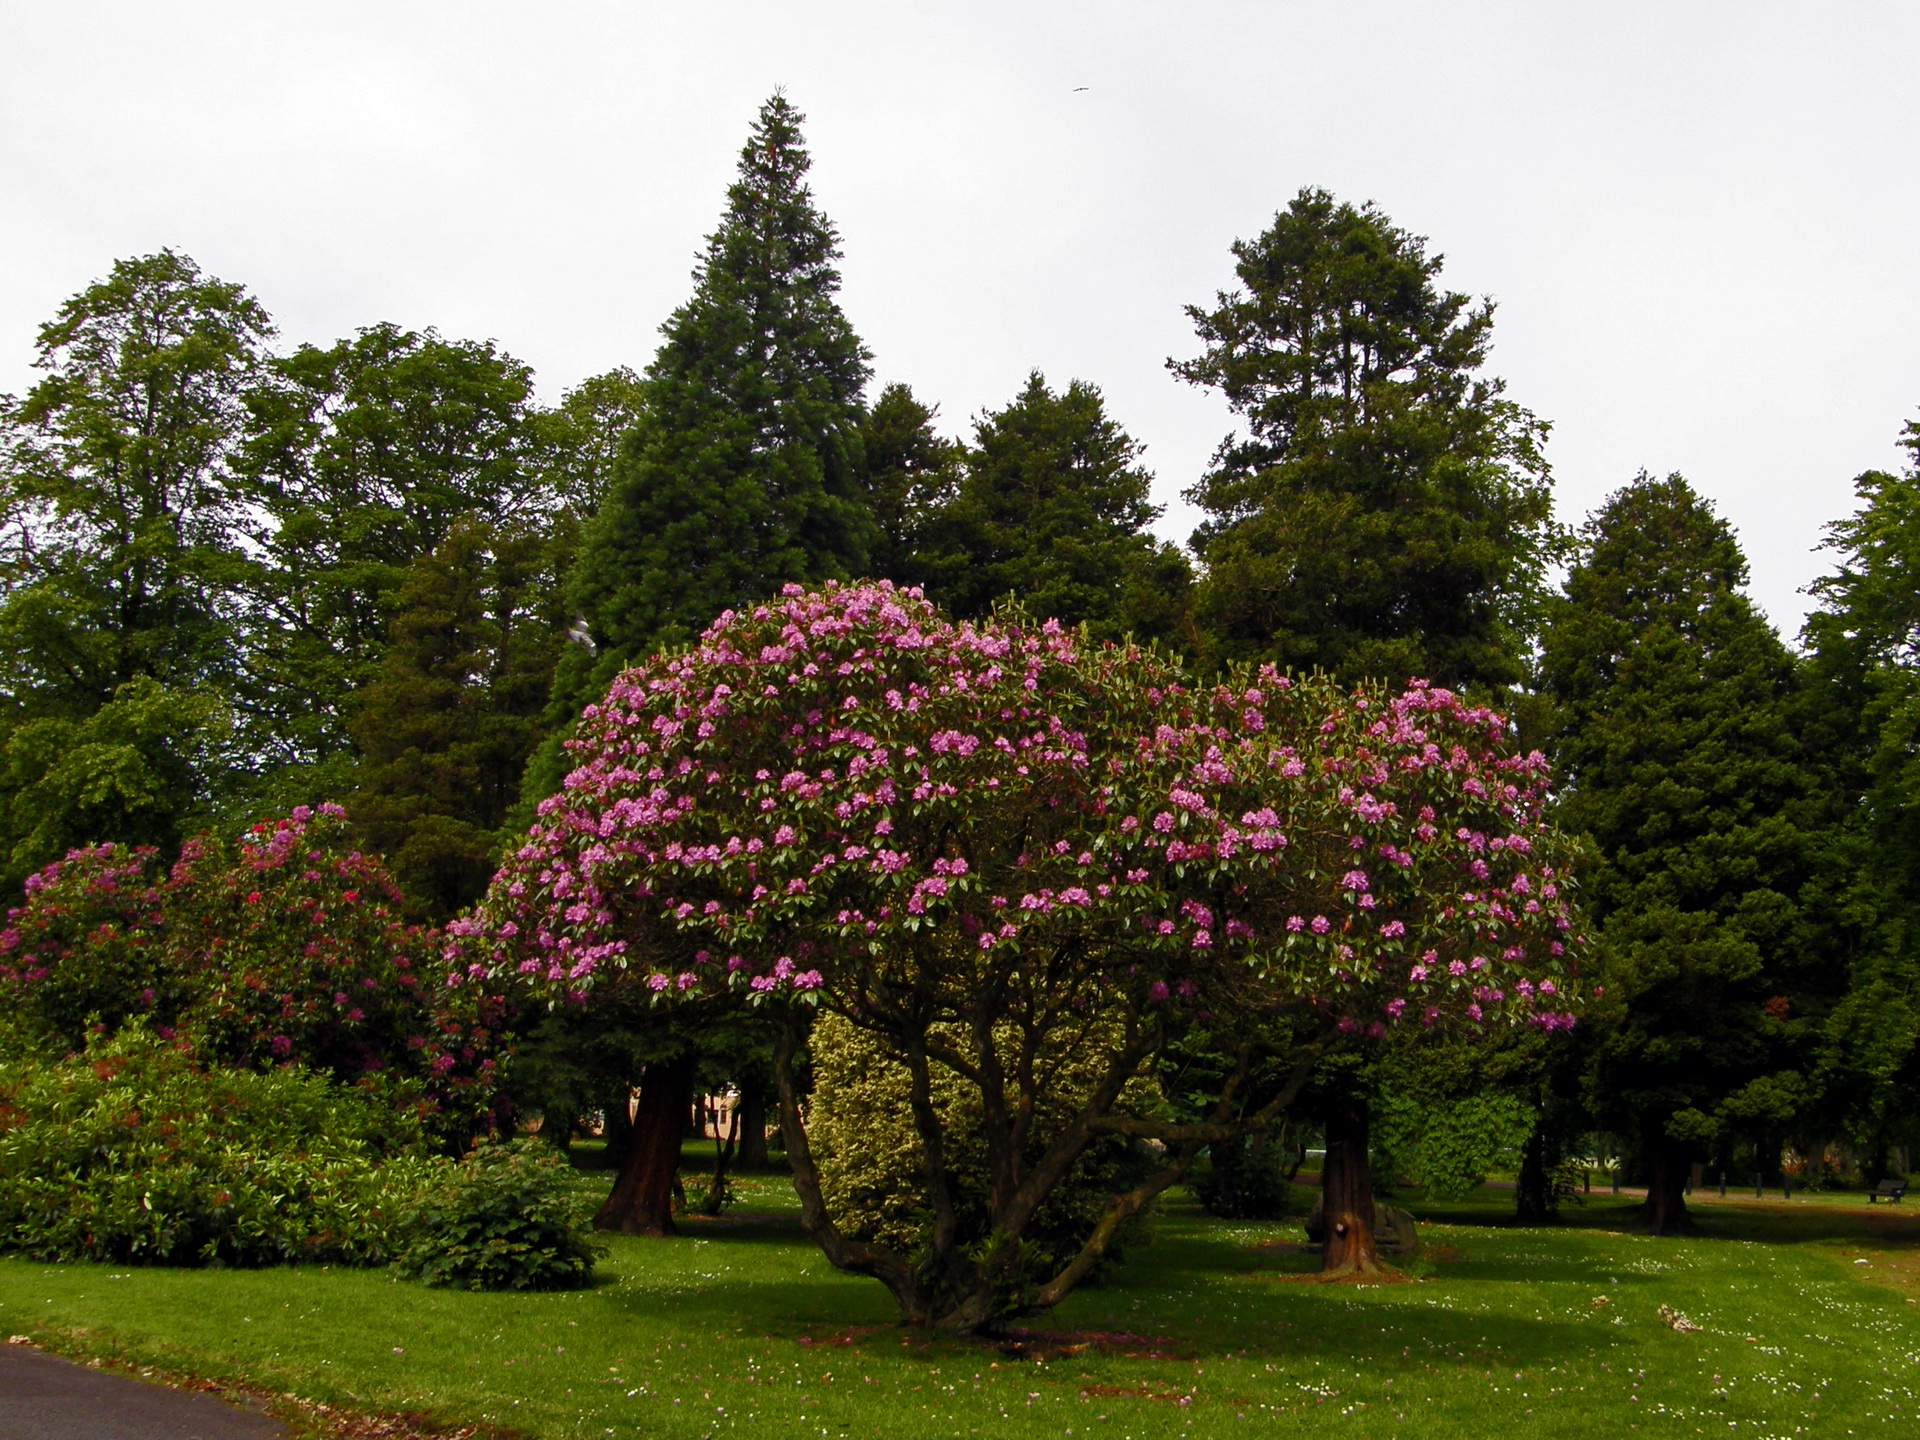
[{"left": 3, "top": 1, "right": 1914, "bottom": 636}]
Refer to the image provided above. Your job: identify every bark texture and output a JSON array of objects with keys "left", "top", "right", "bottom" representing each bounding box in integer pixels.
[
  {"left": 595, "top": 1054, "right": 696, "bottom": 1236},
  {"left": 1641, "top": 1135, "right": 1697, "bottom": 1237},
  {"left": 1319, "top": 1097, "right": 1381, "bottom": 1274}
]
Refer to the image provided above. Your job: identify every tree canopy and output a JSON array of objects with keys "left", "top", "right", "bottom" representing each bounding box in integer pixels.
[{"left": 1174, "top": 187, "right": 1557, "bottom": 688}]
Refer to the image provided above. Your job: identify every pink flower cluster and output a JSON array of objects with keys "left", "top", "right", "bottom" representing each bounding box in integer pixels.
[{"left": 457, "top": 583, "right": 1584, "bottom": 1036}]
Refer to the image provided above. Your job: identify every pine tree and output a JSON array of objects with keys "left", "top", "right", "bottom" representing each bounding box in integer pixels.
[
  {"left": 1173, "top": 187, "right": 1557, "bottom": 688},
  {"left": 1541, "top": 474, "right": 1840, "bottom": 1234},
  {"left": 567, "top": 94, "right": 874, "bottom": 669},
  {"left": 858, "top": 381, "right": 960, "bottom": 585},
  {"left": 916, "top": 372, "right": 1190, "bottom": 645},
  {"left": 348, "top": 521, "right": 567, "bottom": 920},
  {"left": 1802, "top": 417, "right": 1920, "bottom": 1174}
]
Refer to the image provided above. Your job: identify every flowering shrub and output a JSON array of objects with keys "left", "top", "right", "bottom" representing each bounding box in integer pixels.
[
  {"left": 460, "top": 581, "right": 1582, "bottom": 1328},
  {"left": 0, "top": 844, "right": 174, "bottom": 1052},
  {"left": 1, "top": 807, "right": 503, "bottom": 1135}
]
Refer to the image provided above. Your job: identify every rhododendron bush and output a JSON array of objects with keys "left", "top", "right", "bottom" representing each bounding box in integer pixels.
[
  {"left": 462, "top": 582, "right": 1582, "bottom": 1329},
  {"left": 1, "top": 806, "right": 500, "bottom": 1136}
]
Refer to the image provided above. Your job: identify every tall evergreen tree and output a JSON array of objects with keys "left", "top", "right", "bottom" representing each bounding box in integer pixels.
[
  {"left": 566, "top": 93, "right": 874, "bottom": 666},
  {"left": 0, "top": 251, "right": 269, "bottom": 884},
  {"left": 1802, "top": 416, "right": 1920, "bottom": 1172},
  {"left": 526, "top": 94, "right": 876, "bottom": 806},
  {"left": 1173, "top": 187, "right": 1557, "bottom": 688},
  {"left": 1541, "top": 474, "right": 1840, "bottom": 1234},
  {"left": 916, "top": 372, "right": 1191, "bottom": 645}
]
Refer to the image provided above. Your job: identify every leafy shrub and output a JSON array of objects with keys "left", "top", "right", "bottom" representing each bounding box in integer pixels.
[
  {"left": 808, "top": 1012, "right": 1159, "bottom": 1301},
  {"left": 392, "top": 1138, "right": 603, "bottom": 1291},
  {"left": 0, "top": 1025, "right": 429, "bottom": 1265},
  {"left": 1372, "top": 1087, "right": 1536, "bottom": 1199},
  {"left": 0, "top": 1031, "right": 601, "bottom": 1290},
  {"left": 1195, "top": 1135, "right": 1293, "bottom": 1220}
]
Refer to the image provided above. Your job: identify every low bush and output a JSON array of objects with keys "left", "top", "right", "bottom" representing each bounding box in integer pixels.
[
  {"left": 1194, "top": 1135, "right": 1293, "bottom": 1220},
  {"left": 0, "top": 1025, "right": 428, "bottom": 1266},
  {"left": 0, "top": 1030, "right": 600, "bottom": 1288},
  {"left": 393, "top": 1139, "right": 603, "bottom": 1291}
]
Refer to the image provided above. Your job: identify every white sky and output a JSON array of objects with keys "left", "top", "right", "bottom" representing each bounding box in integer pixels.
[{"left": 3, "top": 1, "right": 1915, "bottom": 638}]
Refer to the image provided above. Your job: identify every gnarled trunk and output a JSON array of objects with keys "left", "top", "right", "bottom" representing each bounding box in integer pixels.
[
  {"left": 1641, "top": 1134, "right": 1696, "bottom": 1237},
  {"left": 596, "top": 1054, "right": 695, "bottom": 1236},
  {"left": 1320, "top": 1097, "right": 1381, "bottom": 1274}
]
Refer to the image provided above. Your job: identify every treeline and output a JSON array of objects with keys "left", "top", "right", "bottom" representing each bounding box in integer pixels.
[{"left": 3, "top": 95, "right": 1917, "bottom": 1223}]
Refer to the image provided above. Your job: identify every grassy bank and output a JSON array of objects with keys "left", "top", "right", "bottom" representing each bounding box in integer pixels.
[{"left": 2, "top": 1169, "right": 1917, "bottom": 1439}]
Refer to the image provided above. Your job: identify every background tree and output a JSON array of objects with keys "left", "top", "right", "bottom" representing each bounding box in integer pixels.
[
  {"left": 858, "top": 381, "right": 960, "bottom": 586},
  {"left": 0, "top": 251, "right": 269, "bottom": 886},
  {"left": 1801, "top": 415, "right": 1920, "bottom": 1175},
  {"left": 915, "top": 372, "right": 1191, "bottom": 646},
  {"left": 347, "top": 521, "right": 570, "bottom": 921},
  {"left": 1540, "top": 473, "right": 1841, "bottom": 1234},
  {"left": 238, "top": 322, "right": 558, "bottom": 801},
  {"left": 1173, "top": 186, "right": 1557, "bottom": 689}
]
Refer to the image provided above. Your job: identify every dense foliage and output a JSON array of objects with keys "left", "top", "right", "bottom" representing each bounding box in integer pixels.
[{"left": 391, "top": 1138, "right": 603, "bottom": 1291}]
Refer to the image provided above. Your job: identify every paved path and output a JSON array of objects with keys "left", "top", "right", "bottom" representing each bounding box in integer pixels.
[{"left": 0, "top": 1344, "right": 284, "bottom": 1440}]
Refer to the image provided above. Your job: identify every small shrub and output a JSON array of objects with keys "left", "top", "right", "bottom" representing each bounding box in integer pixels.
[{"left": 393, "top": 1139, "right": 603, "bottom": 1291}]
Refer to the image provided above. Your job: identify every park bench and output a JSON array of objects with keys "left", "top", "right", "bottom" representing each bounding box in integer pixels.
[{"left": 1867, "top": 1178, "right": 1907, "bottom": 1205}]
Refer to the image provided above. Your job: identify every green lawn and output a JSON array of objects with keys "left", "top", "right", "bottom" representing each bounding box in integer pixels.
[{"left": 3, "top": 1167, "right": 1918, "bottom": 1439}]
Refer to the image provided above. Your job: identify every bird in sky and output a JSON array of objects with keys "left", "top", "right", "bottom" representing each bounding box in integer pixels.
[{"left": 1072, "top": 86, "right": 1089, "bottom": 92}]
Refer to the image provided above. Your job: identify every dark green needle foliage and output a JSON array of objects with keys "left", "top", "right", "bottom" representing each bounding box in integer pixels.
[
  {"left": 1174, "top": 187, "right": 1557, "bottom": 688},
  {"left": 0, "top": 251, "right": 269, "bottom": 885},
  {"left": 565, "top": 93, "right": 874, "bottom": 675},
  {"left": 858, "top": 381, "right": 961, "bottom": 586},
  {"left": 916, "top": 371, "right": 1190, "bottom": 646},
  {"left": 1802, "top": 416, "right": 1920, "bottom": 1163},
  {"left": 1540, "top": 474, "right": 1840, "bottom": 1232},
  {"left": 347, "top": 521, "right": 569, "bottom": 921}
]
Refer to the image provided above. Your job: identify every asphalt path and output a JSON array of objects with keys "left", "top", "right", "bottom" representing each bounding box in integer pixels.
[{"left": 0, "top": 1344, "right": 284, "bottom": 1440}]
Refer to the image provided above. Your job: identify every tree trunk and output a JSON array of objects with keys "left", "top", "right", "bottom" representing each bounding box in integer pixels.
[
  {"left": 737, "top": 1084, "right": 769, "bottom": 1170},
  {"left": 595, "top": 1054, "right": 696, "bottom": 1236},
  {"left": 1515, "top": 1124, "right": 1553, "bottom": 1223},
  {"left": 1320, "top": 1097, "right": 1382, "bottom": 1275},
  {"left": 1641, "top": 1135, "right": 1697, "bottom": 1237},
  {"left": 601, "top": 1085, "right": 634, "bottom": 1169}
]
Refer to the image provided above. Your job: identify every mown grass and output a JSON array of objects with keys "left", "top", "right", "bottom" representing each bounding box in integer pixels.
[{"left": 3, "top": 1162, "right": 1918, "bottom": 1439}]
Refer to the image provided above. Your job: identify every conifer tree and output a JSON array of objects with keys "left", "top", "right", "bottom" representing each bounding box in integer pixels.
[
  {"left": 1174, "top": 187, "right": 1557, "bottom": 688},
  {"left": 1802, "top": 416, "right": 1920, "bottom": 1172},
  {"left": 1541, "top": 474, "right": 1839, "bottom": 1234},
  {"left": 348, "top": 522, "right": 566, "bottom": 920},
  {"left": 916, "top": 372, "right": 1190, "bottom": 646},
  {"left": 565, "top": 94, "right": 874, "bottom": 675},
  {"left": 858, "top": 381, "right": 960, "bottom": 585}
]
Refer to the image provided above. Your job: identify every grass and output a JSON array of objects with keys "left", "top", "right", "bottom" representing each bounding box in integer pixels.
[{"left": 3, "top": 1161, "right": 1918, "bottom": 1439}]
